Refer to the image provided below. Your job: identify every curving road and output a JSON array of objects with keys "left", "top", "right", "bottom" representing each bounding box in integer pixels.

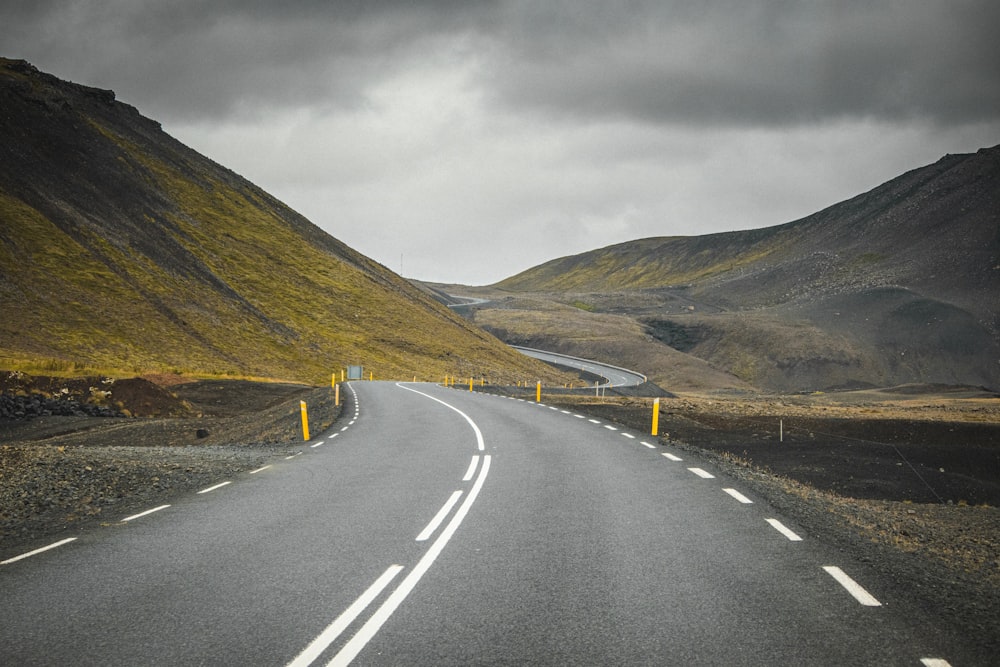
[
  {"left": 0, "top": 382, "right": 975, "bottom": 665},
  {"left": 512, "top": 345, "right": 647, "bottom": 387}
]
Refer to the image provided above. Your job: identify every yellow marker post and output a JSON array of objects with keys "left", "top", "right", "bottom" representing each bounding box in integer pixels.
[
  {"left": 469, "top": 377, "right": 474, "bottom": 392},
  {"left": 651, "top": 398, "right": 660, "bottom": 436},
  {"left": 536, "top": 381, "right": 541, "bottom": 403},
  {"left": 335, "top": 383, "right": 340, "bottom": 407},
  {"left": 369, "top": 371, "right": 373, "bottom": 381},
  {"left": 300, "top": 400, "right": 310, "bottom": 441}
]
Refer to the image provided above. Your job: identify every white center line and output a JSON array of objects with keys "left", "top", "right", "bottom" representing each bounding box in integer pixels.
[
  {"left": 722, "top": 488, "right": 753, "bottom": 504},
  {"left": 823, "top": 566, "right": 881, "bottom": 606},
  {"left": 329, "top": 456, "right": 492, "bottom": 666},
  {"left": 415, "top": 490, "right": 464, "bottom": 542},
  {"left": 661, "top": 452, "right": 683, "bottom": 461},
  {"left": 1, "top": 538, "right": 77, "bottom": 565},
  {"left": 462, "top": 455, "right": 480, "bottom": 482},
  {"left": 766, "top": 518, "right": 803, "bottom": 541},
  {"left": 121, "top": 504, "right": 170, "bottom": 522},
  {"left": 396, "top": 384, "right": 485, "bottom": 451},
  {"left": 197, "top": 481, "right": 232, "bottom": 494},
  {"left": 688, "top": 467, "right": 715, "bottom": 479},
  {"left": 285, "top": 565, "right": 404, "bottom": 667}
]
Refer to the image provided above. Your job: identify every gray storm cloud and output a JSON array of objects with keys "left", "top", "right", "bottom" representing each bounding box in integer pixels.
[{"left": 3, "top": 1, "right": 998, "bottom": 283}]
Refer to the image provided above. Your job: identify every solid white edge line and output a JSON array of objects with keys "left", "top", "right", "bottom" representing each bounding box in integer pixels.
[
  {"left": 1, "top": 537, "right": 77, "bottom": 565},
  {"left": 688, "top": 467, "right": 715, "bottom": 479},
  {"left": 285, "top": 564, "right": 404, "bottom": 667},
  {"left": 395, "top": 383, "right": 486, "bottom": 451},
  {"left": 121, "top": 504, "right": 171, "bottom": 522},
  {"left": 766, "top": 518, "right": 803, "bottom": 541},
  {"left": 462, "top": 455, "right": 480, "bottom": 482},
  {"left": 249, "top": 465, "right": 272, "bottom": 474},
  {"left": 198, "top": 481, "right": 232, "bottom": 494},
  {"left": 722, "top": 488, "right": 753, "bottom": 504},
  {"left": 661, "top": 452, "right": 683, "bottom": 461},
  {"left": 329, "top": 456, "right": 492, "bottom": 666},
  {"left": 823, "top": 566, "right": 881, "bottom": 606},
  {"left": 415, "top": 490, "right": 464, "bottom": 541}
]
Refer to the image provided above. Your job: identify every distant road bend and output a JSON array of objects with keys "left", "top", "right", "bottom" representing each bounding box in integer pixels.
[{"left": 512, "top": 345, "right": 647, "bottom": 388}]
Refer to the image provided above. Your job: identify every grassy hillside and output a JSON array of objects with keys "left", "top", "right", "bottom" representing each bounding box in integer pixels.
[
  {"left": 0, "top": 58, "right": 564, "bottom": 385},
  {"left": 476, "top": 146, "right": 1000, "bottom": 392}
]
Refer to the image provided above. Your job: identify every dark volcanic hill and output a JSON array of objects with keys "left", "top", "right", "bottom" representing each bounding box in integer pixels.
[
  {"left": 487, "top": 146, "right": 1000, "bottom": 392},
  {"left": 0, "top": 58, "right": 557, "bottom": 384}
]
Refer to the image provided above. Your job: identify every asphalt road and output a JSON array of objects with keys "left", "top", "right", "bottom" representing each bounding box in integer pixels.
[
  {"left": 512, "top": 346, "right": 647, "bottom": 387},
  {"left": 0, "top": 382, "right": 969, "bottom": 665}
]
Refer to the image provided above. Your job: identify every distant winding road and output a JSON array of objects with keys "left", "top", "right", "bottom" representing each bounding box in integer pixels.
[
  {"left": 0, "top": 381, "right": 971, "bottom": 665},
  {"left": 512, "top": 345, "right": 647, "bottom": 387}
]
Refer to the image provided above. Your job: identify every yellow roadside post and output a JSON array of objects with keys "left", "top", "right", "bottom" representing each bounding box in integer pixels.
[
  {"left": 536, "top": 381, "right": 541, "bottom": 403},
  {"left": 469, "top": 377, "right": 474, "bottom": 392},
  {"left": 335, "top": 383, "right": 340, "bottom": 406},
  {"left": 651, "top": 398, "right": 660, "bottom": 436},
  {"left": 300, "top": 400, "right": 310, "bottom": 441}
]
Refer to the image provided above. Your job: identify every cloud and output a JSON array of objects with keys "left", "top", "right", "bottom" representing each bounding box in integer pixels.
[
  {"left": 486, "top": 0, "right": 1000, "bottom": 126},
  {"left": 3, "top": 1, "right": 999, "bottom": 284}
]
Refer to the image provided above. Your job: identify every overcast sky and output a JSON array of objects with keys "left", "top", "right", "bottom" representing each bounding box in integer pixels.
[{"left": 4, "top": 1, "right": 999, "bottom": 285}]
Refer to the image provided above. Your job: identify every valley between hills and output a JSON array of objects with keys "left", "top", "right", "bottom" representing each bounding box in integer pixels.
[{"left": 1, "top": 58, "right": 998, "bottom": 653}]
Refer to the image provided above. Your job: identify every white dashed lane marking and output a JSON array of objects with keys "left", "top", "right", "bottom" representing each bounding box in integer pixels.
[
  {"left": 197, "top": 481, "right": 232, "bottom": 494},
  {"left": 121, "top": 505, "right": 171, "bottom": 522},
  {"left": 1, "top": 538, "right": 77, "bottom": 566},
  {"left": 823, "top": 566, "right": 881, "bottom": 606},
  {"left": 766, "top": 519, "right": 803, "bottom": 542},
  {"left": 722, "top": 488, "right": 753, "bottom": 504}
]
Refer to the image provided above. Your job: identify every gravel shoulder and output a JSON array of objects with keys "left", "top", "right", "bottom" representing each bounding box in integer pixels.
[{"left": 1, "top": 376, "right": 341, "bottom": 559}]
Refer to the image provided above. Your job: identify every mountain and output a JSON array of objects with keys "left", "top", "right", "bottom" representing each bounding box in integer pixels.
[
  {"left": 0, "top": 58, "right": 558, "bottom": 385},
  {"left": 481, "top": 146, "right": 1000, "bottom": 391}
]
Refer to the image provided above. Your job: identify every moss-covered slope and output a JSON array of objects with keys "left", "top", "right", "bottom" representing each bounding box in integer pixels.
[{"left": 0, "top": 58, "right": 558, "bottom": 384}]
